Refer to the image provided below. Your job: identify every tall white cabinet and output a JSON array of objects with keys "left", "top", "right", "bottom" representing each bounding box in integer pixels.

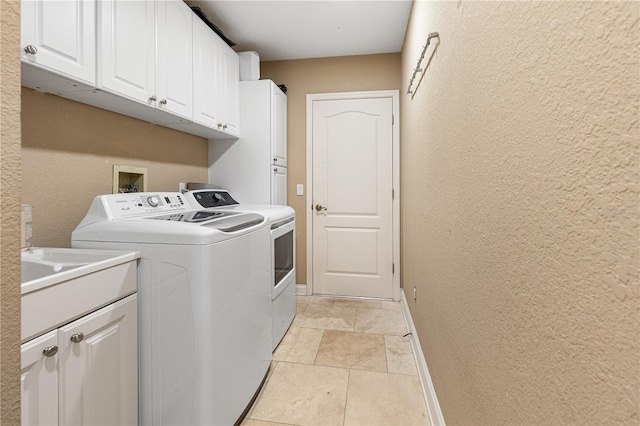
[{"left": 209, "top": 80, "right": 287, "bottom": 205}]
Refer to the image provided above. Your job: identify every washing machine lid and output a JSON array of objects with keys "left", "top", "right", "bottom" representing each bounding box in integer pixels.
[
  {"left": 217, "top": 204, "right": 295, "bottom": 224},
  {"left": 148, "top": 210, "right": 265, "bottom": 232}
]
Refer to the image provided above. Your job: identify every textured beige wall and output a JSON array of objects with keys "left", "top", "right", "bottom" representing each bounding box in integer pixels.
[
  {"left": 1, "top": 1, "right": 22, "bottom": 423},
  {"left": 261, "top": 54, "right": 401, "bottom": 282},
  {"left": 22, "top": 88, "right": 209, "bottom": 247},
  {"left": 401, "top": 1, "right": 639, "bottom": 424}
]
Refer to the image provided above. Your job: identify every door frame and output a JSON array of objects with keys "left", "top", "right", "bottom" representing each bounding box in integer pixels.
[{"left": 305, "top": 90, "right": 400, "bottom": 301}]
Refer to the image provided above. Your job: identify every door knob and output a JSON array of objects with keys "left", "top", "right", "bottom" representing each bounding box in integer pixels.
[
  {"left": 70, "top": 333, "right": 84, "bottom": 343},
  {"left": 315, "top": 204, "right": 327, "bottom": 212},
  {"left": 42, "top": 345, "right": 58, "bottom": 357}
]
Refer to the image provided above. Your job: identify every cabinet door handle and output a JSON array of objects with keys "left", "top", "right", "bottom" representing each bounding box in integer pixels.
[
  {"left": 222, "top": 124, "right": 228, "bottom": 130},
  {"left": 70, "top": 333, "right": 84, "bottom": 343},
  {"left": 149, "top": 95, "right": 157, "bottom": 102},
  {"left": 24, "top": 45, "right": 37, "bottom": 55},
  {"left": 159, "top": 99, "right": 167, "bottom": 105},
  {"left": 217, "top": 123, "right": 222, "bottom": 128},
  {"left": 42, "top": 345, "right": 58, "bottom": 357},
  {"left": 273, "top": 157, "right": 277, "bottom": 163}
]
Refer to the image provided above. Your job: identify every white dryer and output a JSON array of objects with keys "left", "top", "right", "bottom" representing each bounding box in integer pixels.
[
  {"left": 184, "top": 189, "right": 296, "bottom": 351},
  {"left": 71, "top": 192, "right": 271, "bottom": 425}
]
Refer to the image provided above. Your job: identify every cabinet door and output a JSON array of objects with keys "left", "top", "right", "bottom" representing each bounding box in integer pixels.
[
  {"left": 99, "top": 0, "right": 155, "bottom": 105},
  {"left": 193, "top": 14, "right": 222, "bottom": 128},
  {"left": 221, "top": 42, "right": 240, "bottom": 136},
  {"left": 272, "top": 86, "right": 287, "bottom": 167},
  {"left": 21, "top": 330, "right": 59, "bottom": 426},
  {"left": 156, "top": 0, "right": 193, "bottom": 120},
  {"left": 58, "top": 295, "right": 137, "bottom": 426},
  {"left": 21, "top": 0, "right": 96, "bottom": 85},
  {"left": 272, "top": 166, "right": 287, "bottom": 205}
]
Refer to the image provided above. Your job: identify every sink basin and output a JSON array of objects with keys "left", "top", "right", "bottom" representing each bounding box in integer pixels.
[
  {"left": 21, "top": 248, "right": 140, "bottom": 295},
  {"left": 22, "top": 258, "right": 87, "bottom": 282}
]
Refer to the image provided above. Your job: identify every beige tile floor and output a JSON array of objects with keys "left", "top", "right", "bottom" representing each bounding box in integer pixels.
[{"left": 242, "top": 296, "right": 430, "bottom": 426}]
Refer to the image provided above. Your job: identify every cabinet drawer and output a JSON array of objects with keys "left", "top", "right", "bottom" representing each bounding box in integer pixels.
[{"left": 22, "top": 260, "right": 136, "bottom": 342}]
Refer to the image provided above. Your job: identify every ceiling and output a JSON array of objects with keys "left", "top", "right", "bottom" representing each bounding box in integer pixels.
[{"left": 185, "top": 1, "right": 413, "bottom": 61}]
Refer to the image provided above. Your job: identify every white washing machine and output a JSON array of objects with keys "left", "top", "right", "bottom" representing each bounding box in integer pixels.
[
  {"left": 184, "top": 189, "right": 296, "bottom": 351},
  {"left": 71, "top": 192, "right": 272, "bottom": 425}
]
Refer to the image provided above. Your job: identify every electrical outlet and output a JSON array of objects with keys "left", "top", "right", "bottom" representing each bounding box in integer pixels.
[{"left": 413, "top": 286, "right": 417, "bottom": 301}]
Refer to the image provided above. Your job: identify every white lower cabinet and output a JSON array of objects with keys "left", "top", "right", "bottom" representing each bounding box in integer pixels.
[
  {"left": 21, "top": 295, "right": 137, "bottom": 426},
  {"left": 21, "top": 330, "right": 59, "bottom": 426}
]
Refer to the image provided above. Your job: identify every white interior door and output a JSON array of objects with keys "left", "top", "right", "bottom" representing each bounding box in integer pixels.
[{"left": 311, "top": 96, "right": 394, "bottom": 298}]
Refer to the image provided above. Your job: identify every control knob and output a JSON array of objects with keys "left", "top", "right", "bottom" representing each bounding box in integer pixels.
[{"left": 147, "top": 196, "right": 160, "bottom": 207}]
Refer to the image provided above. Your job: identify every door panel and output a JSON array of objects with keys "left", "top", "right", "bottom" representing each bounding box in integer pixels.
[
  {"left": 312, "top": 97, "right": 393, "bottom": 298},
  {"left": 193, "top": 15, "right": 221, "bottom": 127},
  {"left": 21, "top": 330, "right": 59, "bottom": 426},
  {"left": 272, "top": 88, "right": 287, "bottom": 166},
  {"left": 272, "top": 166, "right": 287, "bottom": 206},
  {"left": 58, "top": 295, "right": 137, "bottom": 426},
  {"left": 21, "top": 0, "right": 96, "bottom": 84},
  {"left": 156, "top": 0, "right": 193, "bottom": 119},
  {"left": 99, "top": 0, "right": 155, "bottom": 103}
]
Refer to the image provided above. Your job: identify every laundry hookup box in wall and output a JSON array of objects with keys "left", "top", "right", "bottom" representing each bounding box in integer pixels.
[{"left": 239, "top": 51, "right": 260, "bottom": 81}]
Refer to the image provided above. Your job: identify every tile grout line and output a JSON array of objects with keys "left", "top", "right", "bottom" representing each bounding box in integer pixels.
[
  {"left": 312, "top": 328, "right": 325, "bottom": 365},
  {"left": 342, "top": 368, "right": 351, "bottom": 426}
]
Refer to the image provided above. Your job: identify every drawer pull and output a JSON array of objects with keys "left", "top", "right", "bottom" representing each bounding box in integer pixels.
[
  {"left": 42, "top": 346, "right": 58, "bottom": 357},
  {"left": 70, "top": 333, "right": 84, "bottom": 343}
]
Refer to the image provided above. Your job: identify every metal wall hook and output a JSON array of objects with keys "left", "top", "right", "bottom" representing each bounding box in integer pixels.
[{"left": 406, "top": 32, "right": 440, "bottom": 95}]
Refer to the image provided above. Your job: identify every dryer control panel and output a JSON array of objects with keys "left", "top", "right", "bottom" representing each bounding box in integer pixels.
[{"left": 103, "top": 192, "right": 189, "bottom": 219}]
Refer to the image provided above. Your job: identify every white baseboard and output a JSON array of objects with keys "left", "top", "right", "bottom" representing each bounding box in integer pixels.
[
  {"left": 401, "top": 290, "right": 446, "bottom": 426},
  {"left": 296, "top": 284, "right": 306, "bottom": 295}
]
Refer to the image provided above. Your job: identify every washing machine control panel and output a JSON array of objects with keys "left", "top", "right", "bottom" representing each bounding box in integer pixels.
[{"left": 104, "top": 192, "right": 189, "bottom": 218}]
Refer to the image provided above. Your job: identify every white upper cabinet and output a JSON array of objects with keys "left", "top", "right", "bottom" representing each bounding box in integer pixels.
[
  {"left": 272, "top": 86, "right": 287, "bottom": 167},
  {"left": 98, "top": 0, "right": 156, "bottom": 105},
  {"left": 155, "top": 0, "right": 193, "bottom": 119},
  {"left": 193, "top": 15, "right": 239, "bottom": 137},
  {"left": 193, "top": 15, "right": 222, "bottom": 129},
  {"left": 21, "top": 0, "right": 96, "bottom": 85},
  {"left": 99, "top": 0, "right": 193, "bottom": 120},
  {"left": 220, "top": 42, "right": 240, "bottom": 136},
  {"left": 22, "top": 0, "right": 237, "bottom": 138}
]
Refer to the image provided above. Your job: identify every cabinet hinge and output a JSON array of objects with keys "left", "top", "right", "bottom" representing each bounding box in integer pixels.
[
  {"left": 392, "top": 115, "right": 395, "bottom": 125},
  {"left": 392, "top": 263, "right": 395, "bottom": 274}
]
